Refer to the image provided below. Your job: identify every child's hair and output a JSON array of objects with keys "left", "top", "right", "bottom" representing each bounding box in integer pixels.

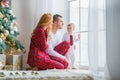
[{"left": 67, "top": 23, "right": 75, "bottom": 30}]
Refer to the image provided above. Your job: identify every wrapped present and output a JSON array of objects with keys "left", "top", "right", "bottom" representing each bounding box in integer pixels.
[
  {"left": 6, "top": 54, "right": 23, "bottom": 71},
  {"left": 0, "top": 54, "right": 6, "bottom": 70}
]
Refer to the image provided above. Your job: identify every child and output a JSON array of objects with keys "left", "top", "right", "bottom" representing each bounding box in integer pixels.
[{"left": 62, "top": 23, "right": 80, "bottom": 69}]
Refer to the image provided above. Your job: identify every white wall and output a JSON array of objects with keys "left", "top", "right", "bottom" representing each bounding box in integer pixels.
[
  {"left": 11, "top": 0, "right": 69, "bottom": 69},
  {"left": 106, "top": 0, "right": 120, "bottom": 79},
  {"left": 11, "top": 0, "right": 36, "bottom": 69}
]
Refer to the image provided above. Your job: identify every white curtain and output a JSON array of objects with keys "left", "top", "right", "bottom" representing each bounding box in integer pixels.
[
  {"left": 88, "top": 0, "right": 110, "bottom": 79},
  {"left": 33, "top": 0, "right": 54, "bottom": 27}
]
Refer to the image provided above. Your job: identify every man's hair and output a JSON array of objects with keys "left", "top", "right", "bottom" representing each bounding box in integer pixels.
[{"left": 53, "top": 14, "right": 62, "bottom": 23}]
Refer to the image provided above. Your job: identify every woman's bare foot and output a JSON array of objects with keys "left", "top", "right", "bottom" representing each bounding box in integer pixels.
[
  {"left": 26, "top": 67, "right": 32, "bottom": 70},
  {"left": 32, "top": 67, "right": 38, "bottom": 71},
  {"left": 26, "top": 67, "right": 38, "bottom": 71}
]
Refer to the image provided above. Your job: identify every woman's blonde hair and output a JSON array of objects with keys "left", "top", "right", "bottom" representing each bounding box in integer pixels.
[{"left": 32, "top": 13, "right": 52, "bottom": 38}]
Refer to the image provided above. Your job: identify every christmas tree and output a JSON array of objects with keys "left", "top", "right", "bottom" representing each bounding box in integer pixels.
[{"left": 0, "top": 0, "right": 24, "bottom": 54}]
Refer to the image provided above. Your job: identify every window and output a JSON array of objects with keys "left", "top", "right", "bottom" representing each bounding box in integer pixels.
[{"left": 69, "top": 0, "right": 106, "bottom": 69}]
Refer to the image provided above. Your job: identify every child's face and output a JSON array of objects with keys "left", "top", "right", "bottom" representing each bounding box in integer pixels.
[{"left": 67, "top": 26, "right": 74, "bottom": 33}]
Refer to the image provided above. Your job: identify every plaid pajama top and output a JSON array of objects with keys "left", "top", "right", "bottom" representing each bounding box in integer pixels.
[{"left": 27, "top": 27, "right": 50, "bottom": 67}]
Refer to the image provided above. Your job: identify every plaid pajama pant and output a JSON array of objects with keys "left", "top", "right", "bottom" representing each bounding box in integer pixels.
[{"left": 27, "top": 41, "right": 70, "bottom": 70}]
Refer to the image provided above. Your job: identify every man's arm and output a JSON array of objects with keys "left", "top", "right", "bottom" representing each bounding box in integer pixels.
[{"left": 46, "top": 43, "right": 65, "bottom": 59}]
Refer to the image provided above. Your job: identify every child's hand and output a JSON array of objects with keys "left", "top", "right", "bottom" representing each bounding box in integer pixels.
[{"left": 78, "top": 34, "right": 80, "bottom": 39}]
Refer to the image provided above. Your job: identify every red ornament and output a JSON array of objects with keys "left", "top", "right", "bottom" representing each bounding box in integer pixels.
[{"left": 3, "top": 0, "right": 7, "bottom": 7}]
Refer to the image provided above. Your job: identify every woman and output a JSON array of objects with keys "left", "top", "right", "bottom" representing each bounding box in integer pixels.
[{"left": 27, "top": 13, "right": 68, "bottom": 70}]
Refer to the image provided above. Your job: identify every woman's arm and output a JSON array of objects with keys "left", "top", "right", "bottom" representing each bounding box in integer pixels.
[{"left": 32, "top": 28, "right": 48, "bottom": 51}]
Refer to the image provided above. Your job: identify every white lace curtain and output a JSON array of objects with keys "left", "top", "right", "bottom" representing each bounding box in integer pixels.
[{"left": 88, "top": 0, "right": 110, "bottom": 79}]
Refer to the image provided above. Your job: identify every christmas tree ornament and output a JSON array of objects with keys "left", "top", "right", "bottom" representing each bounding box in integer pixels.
[
  {"left": 15, "top": 72, "right": 20, "bottom": 76},
  {"left": 22, "top": 72, "right": 26, "bottom": 76},
  {"left": 4, "top": 30, "right": 9, "bottom": 37},
  {"left": 0, "top": 72, "right": 6, "bottom": 77},
  {"left": 0, "top": 26, "right": 3, "bottom": 29},
  {"left": 9, "top": 72, "right": 14, "bottom": 76}
]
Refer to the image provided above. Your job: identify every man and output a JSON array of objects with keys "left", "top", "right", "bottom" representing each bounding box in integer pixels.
[{"left": 46, "top": 14, "right": 70, "bottom": 69}]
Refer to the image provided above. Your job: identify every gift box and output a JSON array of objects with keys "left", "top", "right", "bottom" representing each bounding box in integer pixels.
[
  {"left": 0, "top": 54, "right": 6, "bottom": 70},
  {"left": 6, "top": 54, "right": 23, "bottom": 71}
]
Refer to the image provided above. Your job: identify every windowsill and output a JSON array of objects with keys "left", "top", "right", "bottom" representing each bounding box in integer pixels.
[
  {"left": 0, "top": 69, "right": 107, "bottom": 80},
  {"left": 0, "top": 69, "right": 94, "bottom": 80}
]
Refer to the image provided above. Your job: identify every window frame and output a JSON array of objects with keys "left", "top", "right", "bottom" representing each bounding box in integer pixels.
[{"left": 68, "top": 0, "right": 89, "bottom": 69}]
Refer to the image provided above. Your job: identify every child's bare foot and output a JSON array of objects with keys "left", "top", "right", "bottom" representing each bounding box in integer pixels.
[
  {"left": 72, "top": 67, "right": 77, "bottom": 69},
  {"left": 67, "top": 67, "right": 71, "bottom": 69}
]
